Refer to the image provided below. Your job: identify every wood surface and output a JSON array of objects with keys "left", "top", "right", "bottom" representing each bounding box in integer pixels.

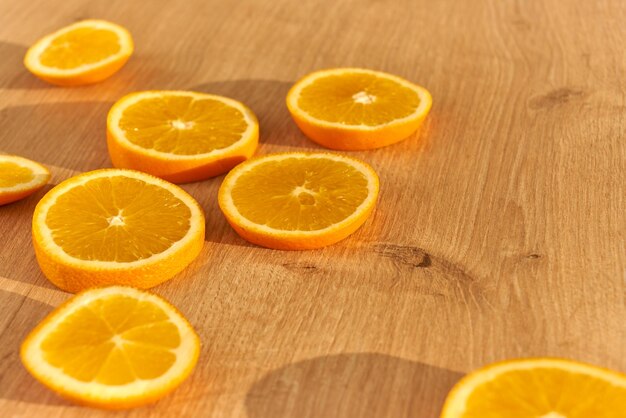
[{"left": 1, "top": 0, "right": 625, "bottom": 417}]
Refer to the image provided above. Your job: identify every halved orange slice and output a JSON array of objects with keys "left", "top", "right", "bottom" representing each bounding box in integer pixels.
[
  {"left": 441, "top": 358, "right": 626, "bottom": 418},
  {"left": 24, "top": 19, "right": 133, "bottom": 86},
  {"left": 0, "top": 155, "right": 50, "bottom": 205},
  {"left": 218, "top": 152, "right": 379, "bottom": 250},
  {"left": 107, "top": 91, "right": 259, "bottom": 183},
  {"left": 287, "top": 68, "right": 432, "bottom": 150},
  {"left": 21, "top": 286, "right": 200, "bottom": 409},
  {"left": 32, "top": 169, "right": 205, "bottom": 292}
]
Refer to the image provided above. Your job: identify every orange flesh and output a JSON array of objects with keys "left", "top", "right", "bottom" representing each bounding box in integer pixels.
[
  {"left": 231, "top": 158, "right": 369, "bottom": 231},
  {"left": 39, "top": 27, "right": 121, "bottom": 69},
  {"left": 45, "top": 176, "right": 191, "bottom": 262},
  {"left": 297, "top": 73, "right": 422, "bottom": 125},
  {"left": 0, "top": 162, "right": 35, "bottom": 187},
  {"left": 463, "top": 368, "right": 626, "bottom": 417},
  {"left": 40, "top": 295, "right": 180, "bottom": 385},
  {"left": 118, "top": 95, "right": 249, "bottom": 155}
]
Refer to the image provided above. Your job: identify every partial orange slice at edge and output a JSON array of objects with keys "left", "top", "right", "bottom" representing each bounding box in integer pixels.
[
  {"left": 441, "top": 358, "right": 626, "bottom": 418},
  {"left": 0, "top": 154, "right": 50, "bottom": 205}
]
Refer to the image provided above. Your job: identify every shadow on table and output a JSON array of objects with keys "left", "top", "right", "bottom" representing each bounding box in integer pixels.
[
  {"left": 0, "top": 289, "right": 67, "bottom": 406},
  {"left": 0, "top": 182, "right": 62, "bottom": 291},
  {"left": 190, "top": 79, "right": 321, "bottom": 150},
  {"left": 245, "top": 352, "right": 463, "bottom": 418},
  {"left": 0, "top": 101, "right": 114, "bottom": 172},
  {"left": 0, "top": 41, "right": 50, "bottom": 90}
]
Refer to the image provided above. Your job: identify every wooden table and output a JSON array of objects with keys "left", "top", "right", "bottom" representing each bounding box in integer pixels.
[{"left": 1, "top": 0, "right": 625, "bottom": 416}]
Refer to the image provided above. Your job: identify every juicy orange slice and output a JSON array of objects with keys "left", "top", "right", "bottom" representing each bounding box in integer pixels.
[
  {"left": 287, "top": 68, "right": 432, "bottom": 150},
  {"left": 24, "top": 19, "right": 133, "bottom": 86},
  {"left": 441, "top": 358, "right": 626, "bottom": 418},
  {"left": 21, "top": 286, "right": 200, "bottom": 409},
  {"left": 107, "top": 91, "right": 259, "bottom": 183},
  {"left": 32, "top": 169, "right": 205, "bottom": 292},
  {"left": 0, "top": 155, "right": 50, "bottom": 205},
  {"left": 218, "top": 152, "right": 379, "bottom": 250}
]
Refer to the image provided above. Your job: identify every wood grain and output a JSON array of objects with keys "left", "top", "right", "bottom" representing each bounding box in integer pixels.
[{"left": 1, "top": 0, "right": 625, "bottom": 416}]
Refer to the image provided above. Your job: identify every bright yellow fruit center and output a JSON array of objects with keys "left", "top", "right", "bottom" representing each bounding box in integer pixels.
[
  {"left": 297, "top": 72, "right": 421, "bottom": 125},
  {"left": 231, "top": 157, "right": 369, "bottom": 231},
  {"left": 45, "top": 176, "right": 191, "bottom": 262},
  {"left": 118, "top": 95, "right": 248, "bottom": 155},
  {"left": 464, "top": 368, "right": 626, "bottom": 417},
  {"left": 40, "top": 27, "right": 121, "bottom": 69},
  {"left": 0, "top": 162, "right": 34, "bottom": 188},
  {"left": 41, "top": 295, "right": 180, "bottom": 385}
]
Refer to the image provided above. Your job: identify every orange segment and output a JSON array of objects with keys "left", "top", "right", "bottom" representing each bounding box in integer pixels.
[
  {"left": 441, "top": 358, "right": 626, "bottom": 418},
  {"left": 0, "top": 162, "right": 36, "bottom": 186},
  {"left": 218, "top": 152, "right": 379, "bottom": 250},
  {"left": 20, "top": 286, "right": 200, "bottom": 409},
  {"left": 287, "top": 68, "right": 432, "bottom": 150},
  {"left": 39, "top": 27, "right": 122, "bottom": 68},
  {"left": 45, "top": 177, "right": 191, "bottom": 261},
  {"left": 0, "top": 155, "right": 50, "bottom": 205},
  {"left": 107, "top": 91, "right": 259, "bottom": 183},
  {"left": 24, "top": 19, "right": 133, "bottom": 86},
  {"left": 297, "top": 73, "right": 421, "bottom": 125},
  {"left": 118, "top": 95, "right": 250, "bottom": 154},
  {"left": 32, "top": 169, "right": 205, "bottom": 292}
]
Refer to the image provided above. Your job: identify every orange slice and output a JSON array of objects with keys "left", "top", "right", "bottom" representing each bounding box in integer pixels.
[
  {"left": 286, "top": 68, "right": 432, "bottom": 150},
  {"left": 218, "top": 152, "right": 379, "bottom": 250},
  {"left": 0, "top": 155, "right": 50, "bottom": 205},
  {"left": 21, "top": 286, "right": 200, "bottom": 409},
  {"left": 107, "top": 91, "right": 259, "bottom": 183},
  {"left": 441, "top": 358, "right": 626, "bottom": 418},
  {"left": 32, "top": 169, "right": 205, "bottom": 293},
  {"left": 24, "top": 19, "right": 133, "bottom": 86}
]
